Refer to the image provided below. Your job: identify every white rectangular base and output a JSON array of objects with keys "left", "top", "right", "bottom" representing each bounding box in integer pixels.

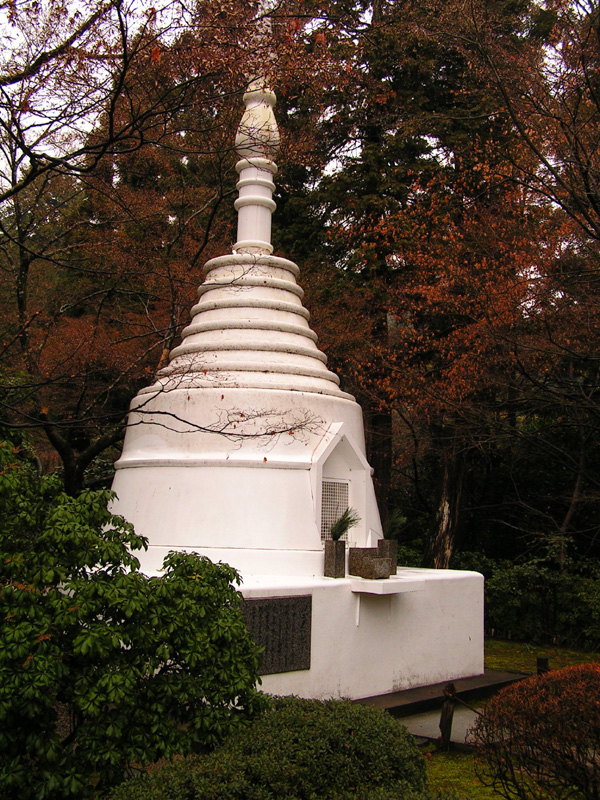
[{"left": 241, "top": 567, "right": 484, "bottom": 701}]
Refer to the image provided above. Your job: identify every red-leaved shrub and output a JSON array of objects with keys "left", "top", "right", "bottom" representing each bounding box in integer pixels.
[{"left": 471, "top": 664, "right": 600, "bottom": 800}]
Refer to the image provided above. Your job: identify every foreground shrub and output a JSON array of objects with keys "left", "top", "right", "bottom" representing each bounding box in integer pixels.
[
  {"left": 471, "top": 664, "right": 600, "bottom": 800},
  {"left": 0, "top": 443, "right": 263, "bottom": 800},
  {"left": 110, "top": 696, "right": 428, "bottom": 800}
]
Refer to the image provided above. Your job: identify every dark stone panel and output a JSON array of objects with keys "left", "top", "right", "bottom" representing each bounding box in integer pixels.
[{"left": 242, "top": 595, "right": 312, "bottom": 675}]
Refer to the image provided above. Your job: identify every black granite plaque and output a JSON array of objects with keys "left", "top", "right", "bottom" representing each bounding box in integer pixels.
[{"left": 242, "top": 595, "right": 312, "bottom": 675}]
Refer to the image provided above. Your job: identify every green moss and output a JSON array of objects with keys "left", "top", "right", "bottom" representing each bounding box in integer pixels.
[
  {"left": 485, "top": 639, "right": 600, "bottom": 674},
  {"left": 424, "top": 747, "right": 502, "bottom": 799}
]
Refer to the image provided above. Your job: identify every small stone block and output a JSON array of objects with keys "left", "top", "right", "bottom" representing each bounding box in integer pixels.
[
  {"left": 348, "top": 548, "right": 392, "bottom": 579},
  {"left": 360, "top": 556, "right": 392, "bottom": 580},
  {"left": 377, "top": 539, "right": 398, "bottom": 575},
  {"left": 348, "top": 547, "right": 378, "bottom": 577}
]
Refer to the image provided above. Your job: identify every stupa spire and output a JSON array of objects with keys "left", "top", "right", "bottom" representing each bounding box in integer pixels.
[{"left": 234, "top": 80, "right": 280, "bottom": 255}]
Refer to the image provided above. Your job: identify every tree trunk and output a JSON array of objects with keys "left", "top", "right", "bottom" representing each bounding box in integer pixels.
[
  {"left": 42, "top": 416, "right": 125, "bottom": 495},
  {"left": 365, "top": 408, "right": 393, "bottom": 521},
  {"left": 426, "top": 439, "right": 466, "bottom": 568}
]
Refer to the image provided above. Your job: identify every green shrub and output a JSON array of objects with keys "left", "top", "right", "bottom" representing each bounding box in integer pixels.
[
  {"left": 0, "top": 443, "right": 263, "bottom": 800},
  {"left": 110, "top": 696, "right": 428, "bottom": 800},
  {"left": 453, "top": 553, "right": 600, "bottom": 649},
  {"left": 484, "top": 561, "right": 600, "bottom": 648}
]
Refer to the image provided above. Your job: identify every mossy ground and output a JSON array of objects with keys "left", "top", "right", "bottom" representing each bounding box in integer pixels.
[
  {"left": 424, "top": 746, "right": 500, "bottom": 799},
  {"left": 484, "top": 638, "right": 600, "bottom": 673}
]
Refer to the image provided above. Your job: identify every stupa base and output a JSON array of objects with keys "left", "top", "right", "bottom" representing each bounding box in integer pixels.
[{"left": 239, "top": 568, "right": 484, "bottom": 700}]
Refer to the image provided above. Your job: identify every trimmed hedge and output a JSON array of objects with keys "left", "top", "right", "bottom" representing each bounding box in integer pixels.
[{"left": 109, "top": 696, "right": 428, "bottom": 800}]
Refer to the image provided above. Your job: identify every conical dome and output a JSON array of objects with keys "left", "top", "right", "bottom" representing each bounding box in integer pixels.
[{"left": 139, "top": 83, "right": 351, "bottom": 401}]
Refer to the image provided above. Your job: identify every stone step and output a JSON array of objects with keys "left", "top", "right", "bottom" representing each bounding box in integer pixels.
[{"left": 355, "top": 669, "right": 528, "bottom": 717}]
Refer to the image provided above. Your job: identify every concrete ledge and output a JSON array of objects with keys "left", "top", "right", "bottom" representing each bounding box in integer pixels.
[{"left": 349, "top": 576, "right": 425, "bottom": 594}]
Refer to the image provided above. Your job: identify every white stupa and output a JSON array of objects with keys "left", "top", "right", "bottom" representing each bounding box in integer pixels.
[{"left": 112, "top": 81, "right": 483, "bottom": 699}]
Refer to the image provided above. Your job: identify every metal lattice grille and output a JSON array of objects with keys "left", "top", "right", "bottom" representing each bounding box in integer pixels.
[{"left": 321, "top": 480, "right": 349, "bottom": 542}]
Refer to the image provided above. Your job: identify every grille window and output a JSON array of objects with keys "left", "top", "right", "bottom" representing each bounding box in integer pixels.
[{"left": 321, "top": 480, "right": 349, "bottom": 542}]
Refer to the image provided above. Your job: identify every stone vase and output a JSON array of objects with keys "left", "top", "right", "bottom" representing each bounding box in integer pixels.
[
  {"left": 324, "top": 540, "right": 346, "bottom": 578},
  {"left": 377, "top": 539, "right": 398, "bottom": 575}
]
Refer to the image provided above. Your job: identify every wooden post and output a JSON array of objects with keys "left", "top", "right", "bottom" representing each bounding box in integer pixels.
[
  {"left": 439, "top": 682, "right": 456, "bottom": 751},
  {"left": 537, "top": 657, "right": 549, "bottom": 675}
]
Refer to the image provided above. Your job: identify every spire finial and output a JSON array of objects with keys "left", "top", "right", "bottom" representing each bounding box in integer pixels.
[
  {"left": 235, "top": 79, "right": 280, "bottom": 160},
  {"left": 233, "top": 79, "right": 280, "bottom": 255}
]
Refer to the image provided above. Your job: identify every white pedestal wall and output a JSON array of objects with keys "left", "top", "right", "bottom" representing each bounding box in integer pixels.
[{"left": 243, "top": 570, "right": 484, "bottom": 700}]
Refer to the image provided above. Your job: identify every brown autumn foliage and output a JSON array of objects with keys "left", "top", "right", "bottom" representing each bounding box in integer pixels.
[
  {"left": 384, "top": 1, "right": 600, "bottom": 566},
  {"left": 435, "top": 0, "right": 600, "bottom": 244},
  {"left": 0, "top": 0, "right": 275, "bottom": 202},
  {"left": 0, "top": 3, "right": 251, "bottom": 492},
  {"left": 273, "top": 0, "right": 549, "bottom": 554},
  {"left": 378, "top": 183, "right": 600, "bottom": 565},
  {"left": 471, "top": 664, "right": 600, "bottom": 800}
]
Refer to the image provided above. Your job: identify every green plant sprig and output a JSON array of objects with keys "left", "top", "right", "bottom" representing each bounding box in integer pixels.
[{"left": 329, "top": 507, "right": 360, "bottom": 541}]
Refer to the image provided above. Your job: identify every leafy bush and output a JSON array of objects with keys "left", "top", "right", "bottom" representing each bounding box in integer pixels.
[
  {"left": 453, "top": 553, "right": 600, "bottom": 649},
  {"left": 109, "top": 696, "right": 428, "bottom": 800},
  {"left": 484, "top": 561, "right": 600, "bottom": 648},
  {"left": 0, "top": 443, "right": 263, "bottom": 800},
  {"left": 471, "top": 664, "right": 600, "bottom": 800}
]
